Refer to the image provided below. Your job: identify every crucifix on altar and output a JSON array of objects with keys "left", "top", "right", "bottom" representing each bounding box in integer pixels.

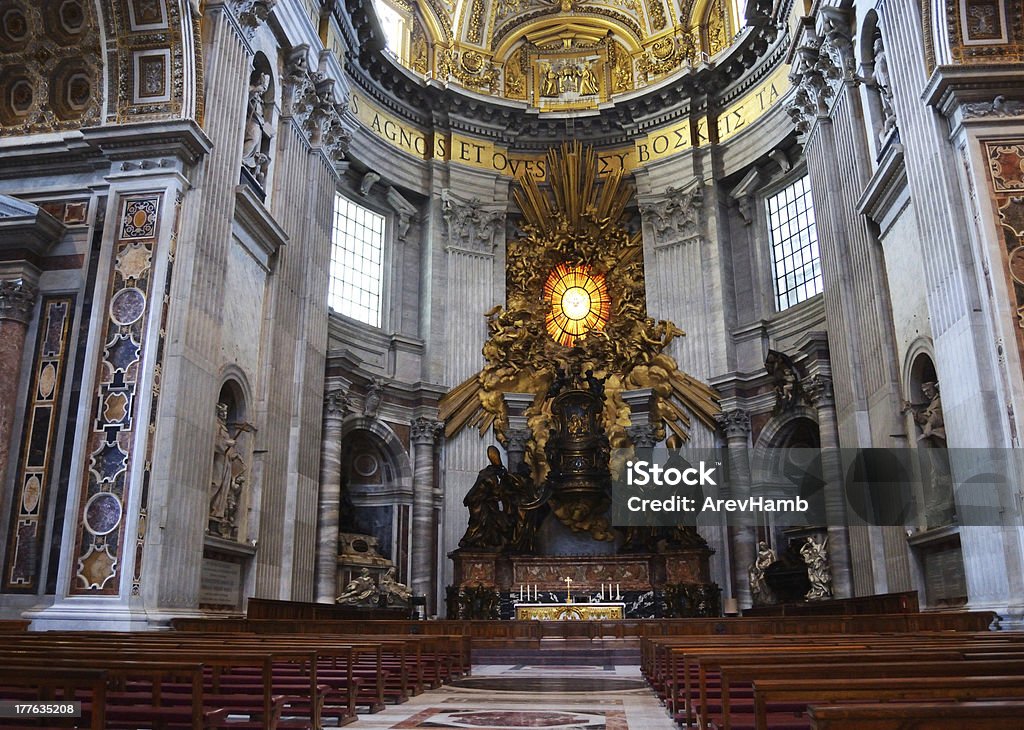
[{"left": 563, "top": 576, "right": 573, "bottom": 603}]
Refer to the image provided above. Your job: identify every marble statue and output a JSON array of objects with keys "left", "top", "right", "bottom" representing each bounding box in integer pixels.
[
  {"left": 902, "top": 381, "right": 946, "bottom": 446},
  {"left": 871, "top": 37, "right": 897, "bottom": 141},
  {"left": 749, "top": 540, "right": 777, "bottom": 606},
  {"left": 378, "top": 567, "right": 412, "bottom": 603},
  {"left": 800, "top": 534, "right": 832, "bottom": 600},
  {"left": 336, "top": 567, "right": 377, "bottom": 604},
  {"left": 241, "top": 72, "right": 272, "bottom": 185},
  {"left": 210, "top": 402, "right": 254, "bottom": 537}
]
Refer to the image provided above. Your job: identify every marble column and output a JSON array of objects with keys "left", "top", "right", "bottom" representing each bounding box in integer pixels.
[
  {"left": 410, "top": 417, "right": 442, "bottom": 603},
  {"left": 315, "top": 388, "right": 349, "bottom": 603},
  {"left": 716, "top": 408, "right": 755, "bottom": 609},
  {"left": 0, "top": 279, "right": 37, "bottom": 488},
  {"left": 805, "top": 374, "right": 853, "bottom": 599}
]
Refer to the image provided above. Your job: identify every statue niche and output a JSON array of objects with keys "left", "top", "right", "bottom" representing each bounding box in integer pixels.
[
  {"left": 240, "top": 57, "right": 275, "bottom": 193},
  {"left": 208, "top": 390, "right": 256, "bottom": 542}
]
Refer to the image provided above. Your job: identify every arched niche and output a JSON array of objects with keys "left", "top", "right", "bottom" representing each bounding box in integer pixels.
[
  {"left": 208, "top": 377, "right": 256, "bottom": 543},
  {"left": 240, "top": 51, "right": 276, "bottom": 198},
  {"left": 337, "top": 418, "right": 413, "bottom": 582}
]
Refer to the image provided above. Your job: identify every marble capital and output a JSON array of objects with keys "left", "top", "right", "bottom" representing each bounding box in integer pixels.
[
  {"left": 323, "top": 389, "right": 350, "bottom": 421},
  {"left": 0, "top": 279, "right": 37, "bottom": 325},
  {"left": 626, "top": 424, "right": 658, "bottom": 448},
  {"left": 505, "top": 428, "right": 532, "bottom": 452},
  {"left": 410, "top": 417, "right": 443, "bottom": 445},
  {"left": 715, "top": 408, "right": 751, "bottom": 440},
  {"left": 804, "top": 374, "right": 835, "bottom": 407}
]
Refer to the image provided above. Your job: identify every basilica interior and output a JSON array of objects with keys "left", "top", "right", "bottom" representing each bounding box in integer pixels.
[{"left": 1, "top": 0, "right": 1024, "bottom": 726}]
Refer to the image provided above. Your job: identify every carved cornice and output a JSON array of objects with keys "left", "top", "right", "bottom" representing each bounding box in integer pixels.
[
  {"left": 333, "top": 0, "right": 785, "bottom": 143},
  {"left": 0, "top": 279, "right": 37, "bottom": 324},
  {"left": 640, "top": 183, "right": 704, "bottom": 247},
  {"left": 282, "top": 49, "right": 352, "bottom": 163},
  {"left": 230, "top": 0, "right": 277, "bottom": 39},
  {"left": 410, "top": 417, "right": 443, "bottom": 445},
  {"left": 715, "top": 408, "right": 751, "bottom": 440},
  {"left": 441, "top": 189, "right": 506, "bottom": 254}
]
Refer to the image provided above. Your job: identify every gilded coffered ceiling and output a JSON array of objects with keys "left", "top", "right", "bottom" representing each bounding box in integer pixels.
[{"left": 382, "top": 0, "right": 741, "bottom": 110}]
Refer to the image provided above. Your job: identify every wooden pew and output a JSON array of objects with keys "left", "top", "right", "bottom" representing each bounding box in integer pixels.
[
  {"left": 752, "top": 675, "right": 1024, "bottom": 730},
  {"left": 808, "top": 700, "right": 1024, "bottom": 729}
]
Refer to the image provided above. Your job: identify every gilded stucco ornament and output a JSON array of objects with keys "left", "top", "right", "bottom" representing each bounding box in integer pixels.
[{"left": 439, "top": 142, "right": 720, "bottom": 536}]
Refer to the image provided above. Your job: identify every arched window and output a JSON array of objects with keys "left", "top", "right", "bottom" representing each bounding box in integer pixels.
[{"left": 328, "top": 193, "right": 387, "bottom": 328}]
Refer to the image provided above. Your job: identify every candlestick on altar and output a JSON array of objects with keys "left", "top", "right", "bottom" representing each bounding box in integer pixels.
[
  {"left": 519, "top": 584, "right": 523, "bottom": 602},
  {"left": 616, "top": 583, "right": 621, "bottom": 600},
  {"left": 599, "top": 583, "right": 604, "bottom": 600}
]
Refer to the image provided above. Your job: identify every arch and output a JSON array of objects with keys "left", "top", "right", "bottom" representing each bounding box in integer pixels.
[
  {"left": 218, "top": 364, "right": 254, "bottom": 419},
  {"left": 340, "top": 416, "right": 413, "bottom": 482},
  {"left": 753, "top": 406, "right": 820, "bottom": 453},
  {"left": 903, "top": 338, "right": 938, "bottom": 403},
  {"left": 491, "top": 13, "right": 645, "bottom": 59}
]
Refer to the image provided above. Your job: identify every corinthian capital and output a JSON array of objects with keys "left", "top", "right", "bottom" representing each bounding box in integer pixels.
[
  {"left": 410, "top": 417, "right": 443, "bottom": 445},
  {"left": 324, "top": 388, "right": 350, "bottom": 420},
  {"left": 626, "top": 424, "right": 658, "bottom": 448},
  {"left": 0, "top": 279, "right": 37, "bottom": 324},
  {"left": 715, "top": 409, "right": 751, "bottom": 440},
  {"left": 804, "top": 374, "right": 834, "bottom": 407}
]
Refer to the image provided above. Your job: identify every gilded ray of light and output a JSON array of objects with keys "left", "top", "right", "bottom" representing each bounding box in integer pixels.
[{"left": 544, "top": 263, "right": 610, "bottom": 347}]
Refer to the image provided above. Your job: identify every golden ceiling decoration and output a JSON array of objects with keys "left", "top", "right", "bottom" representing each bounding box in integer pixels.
[
  {"left": 380, "top": 0, "right": 740, "bottom": 110},
  {"left": 440, "top": 142, "right": 720, "bottom": 504}
]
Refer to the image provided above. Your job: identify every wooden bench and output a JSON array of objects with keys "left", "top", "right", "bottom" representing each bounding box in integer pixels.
[
  {"left": 807, "top": 700, "right": 1024, "bottom": 729},
  {"left": 752, "top": 675, "right": 1024, "bottom": 730}
]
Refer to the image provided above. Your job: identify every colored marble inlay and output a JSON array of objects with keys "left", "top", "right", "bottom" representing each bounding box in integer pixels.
[
  {"left": 4, "top": 295, "right": 73, "bottom": 591},
  {"left": 69, "top": 194, "right": 160, "bottom": 596},
  {"left": 985, "top": 142, "right": 1024, "bottom": 373},
  {"left": 392, "top": 708, "right": 627, "bottom": 729}
]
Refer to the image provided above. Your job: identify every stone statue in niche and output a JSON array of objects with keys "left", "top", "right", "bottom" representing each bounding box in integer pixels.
[
  {"left": 903, "top": 381, "right": 946, "bottom": 445},
  {"left": 800, "top": 534, "right": 832, "bottom": 600},
  {"left": 749, "top": 540, "right": 777, "bottom": 606},
  {"left": 902, "top": 380, "right": 953, "bottom": 526},
  {"left": 209, "top": 402, "right": 255, "bottom": 540},
  {"left": 870, "top": 36, "right": 897, "bottom": 142},
  {"left": 241, "top": 70, "right": 273, "bottom": 188}
]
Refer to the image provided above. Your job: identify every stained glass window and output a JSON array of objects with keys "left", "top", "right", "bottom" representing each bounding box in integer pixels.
[{"left": 544, "top": 263, "right": 610, "bottom": 347}]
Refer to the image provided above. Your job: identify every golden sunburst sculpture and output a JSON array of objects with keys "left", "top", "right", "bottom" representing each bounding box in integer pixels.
[{"left": 440, "top": 142, "right": 720, "bottom": 535}]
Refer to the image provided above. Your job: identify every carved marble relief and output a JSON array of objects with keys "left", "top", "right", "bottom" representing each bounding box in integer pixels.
[
  {"left": 68, "top": 195, "right": 162, "bottom": 595},
  {"left": 3, "top": 295, "right": 73, "bottom": 592}
]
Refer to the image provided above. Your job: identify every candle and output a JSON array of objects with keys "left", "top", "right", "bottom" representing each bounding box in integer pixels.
[
  {"left": 599, "top": 583, "right": 604, "bottom": 600},
  {"left": 616, "top": 583, "right": 621, "bottom": 600},
  {"left": 519, "top": 584, "right": 523, "bottom": 602}
]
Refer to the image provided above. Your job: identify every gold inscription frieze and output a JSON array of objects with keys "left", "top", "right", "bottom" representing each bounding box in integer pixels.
[{"left": 350, "top": 66, "right": 789, "bottom": 176}]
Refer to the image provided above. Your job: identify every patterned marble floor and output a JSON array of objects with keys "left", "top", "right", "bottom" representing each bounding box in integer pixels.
[{"left": 344, "top": 665, "right": 676, "bottom": 730}]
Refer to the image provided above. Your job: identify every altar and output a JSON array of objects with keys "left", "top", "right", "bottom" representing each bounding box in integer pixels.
[{"left": 514, "top": 602, "right": 625, "bottom": 620}]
